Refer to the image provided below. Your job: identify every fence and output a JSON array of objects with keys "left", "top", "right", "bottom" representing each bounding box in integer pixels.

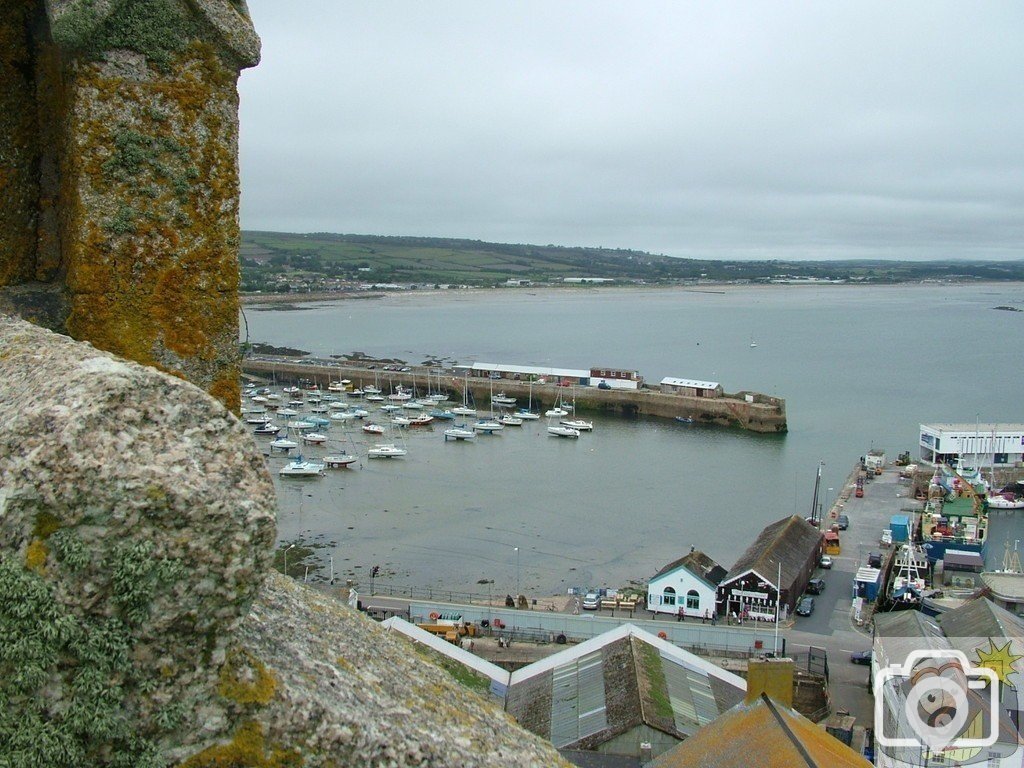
[{"left": 406, "top": 600, "right": 782, "bottom": 656}]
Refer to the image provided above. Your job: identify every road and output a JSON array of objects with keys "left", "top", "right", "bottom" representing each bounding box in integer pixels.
[{"left": 783, "top": 463, "right": 912, "bottom": 724}]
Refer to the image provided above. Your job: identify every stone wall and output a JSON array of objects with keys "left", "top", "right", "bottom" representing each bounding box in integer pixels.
[
  {"left": 0, "top": 0, "right": 260, "bottom": 411},
  {"left": 0, "top": 315, "right": 569, "bottom": 766}
]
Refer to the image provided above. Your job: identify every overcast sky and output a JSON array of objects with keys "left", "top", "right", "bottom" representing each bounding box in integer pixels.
[{"left": 238, "top": 2, "right": 1023, "bottom": 261}]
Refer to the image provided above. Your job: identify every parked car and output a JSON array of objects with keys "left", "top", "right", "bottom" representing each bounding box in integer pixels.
[
  {"left": 582, "top": 592, "right": 600, "bottom": 610},
  {"left": 850, "top": 649, "right": 873, "bottom": 665},
  {"left": 400, "top": 366, "right": 411, "bottom": 372},
  {"left": 819, "top": 554, "right": 833, "bottom": 569},
  {"left": 795, "top": 596, "right": 815, "bottom": 616},
  {"left": 868, "top": 552, "right": 883, "bottom": 568},
  {"left": 806, "top": 578, "right": 826, "bottom": 595},
  {"left": 837, "top": 514, "right": 850, "bottom": 530},
  {"left": 597, "top": 381, "right": 612, "bottom": 390}
]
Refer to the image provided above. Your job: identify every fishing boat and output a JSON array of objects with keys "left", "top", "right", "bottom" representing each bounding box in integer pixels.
[
  {"left": 886, "top": 544, "right": 929, "bottom": 609},
  {"left": 443, "top": 425, "right": 475, "bottom": 441},
  {"left": 368, "top": 443, "right": 407, "bottom": 459},
  {"left": 279, "top": 456, "right": 325, "bottom": 477},
  {"left": 492, "top": 392, "right": 516, "bottom": 407},
  {"left": 253, "top": 422, "right": 280, "bottom": 436},
  {"left": 362, "top": 423, "right": 386, "bottom": 435},
  {"left": 499, "top": 413, "right": 523, "bottom": 426},
  {"left": 547, "top": 424, "right": 580, "bottom": 439},
  {"left": 408, "top": 414, "right": 435, "bottom": 427}
]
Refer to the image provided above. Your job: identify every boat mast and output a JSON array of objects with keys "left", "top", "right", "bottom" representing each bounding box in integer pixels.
[{"left": 810, "top": 461, "right": 823, "bottom": 525}]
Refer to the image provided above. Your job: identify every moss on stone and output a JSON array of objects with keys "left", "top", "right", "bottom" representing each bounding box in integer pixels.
[
  {"left": 25, "top": 538, "right": 49, "bottom": 575},
  {"left": 33, "top": 510, "right": 63, "bottom": 540},
  {"left": 218, "top": 648, "right": 277, "bottom": 706},
  {"left": 178, "top": 721, "right": 302, "bottom": 768}
]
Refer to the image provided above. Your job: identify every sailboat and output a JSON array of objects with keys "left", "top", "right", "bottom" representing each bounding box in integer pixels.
[
  {"left": 279, "top": 454, "right": 325, "bottom": 477},
  {"left": 443, "top": 424, "right": 476, "bottom": 441},
  {"left": 558, "top": 387, "right": 593, "bottom": 431},
  {"left": 452, "top": 373, "right": 476, "bottom": 416},
  {"left": 749, "top": 334, "right": 758, "bottom": 348},
  {"left": 516, "top": 380, "right": 540, "bottom": 420}
]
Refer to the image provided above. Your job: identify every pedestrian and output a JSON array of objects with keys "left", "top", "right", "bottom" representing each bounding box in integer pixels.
[
  {"left": 711, "top": 613, "right": 717, "bottom": 626},
  {"left": 703, "top": 609, "right": 710, "bottom": 624}
]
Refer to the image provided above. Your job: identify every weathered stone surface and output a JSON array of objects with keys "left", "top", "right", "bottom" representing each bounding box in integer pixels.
[
  {"left": 0, "top": 1, "right": 260, "bottom": 411},
  {"left": 176, "top": 573, "right": 571, "bottom": 768},
  {"left": 0, "top": 314, "right": 276, "bottom": 763},
  {"left": 0, "top": 315, "right": 570, "bottom": 766}
]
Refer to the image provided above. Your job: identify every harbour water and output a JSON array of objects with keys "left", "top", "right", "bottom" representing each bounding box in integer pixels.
[{"left": 243, "top": 283, "right": 1024, "bottom": 595}]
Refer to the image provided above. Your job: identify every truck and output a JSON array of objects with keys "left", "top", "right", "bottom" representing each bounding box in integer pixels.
[{"left": 865, "top": 449, "right": 886, "bottom": 475}]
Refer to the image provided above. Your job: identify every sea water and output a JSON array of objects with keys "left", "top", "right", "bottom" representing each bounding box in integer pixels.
[{"left": 244, "top": 283, "right": 1024, "bottom": 594}]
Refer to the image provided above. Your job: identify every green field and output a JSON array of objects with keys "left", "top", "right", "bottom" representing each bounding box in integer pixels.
[{"left": 240, "top": 231, "right": 1024, "bottom": 291}]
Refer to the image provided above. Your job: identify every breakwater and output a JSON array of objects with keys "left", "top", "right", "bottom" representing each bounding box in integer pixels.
[{"left": 241, "top": 359, "right": 787, "bottom": 433}]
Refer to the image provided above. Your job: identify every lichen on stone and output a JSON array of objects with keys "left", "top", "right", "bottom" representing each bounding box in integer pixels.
[{"left": 218, "top": 647, "right": 277, "bottom": 707}]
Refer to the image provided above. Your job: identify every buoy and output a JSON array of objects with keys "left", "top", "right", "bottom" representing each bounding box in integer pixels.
[
  {"left": 658, "top": 631, "right": 668, "bottom": 640},
  {"left": 429, "top": 612, "right": 439, "bottom": 621}
]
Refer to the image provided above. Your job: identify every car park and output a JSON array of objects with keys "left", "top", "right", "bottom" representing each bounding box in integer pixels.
[
  {"left": 819, "top": 555, "right": 833, "bottom": 569},
  {"left": 850, "top": 649, "right": 873, "bottom": 665},
  {"left": 582, "top": 592, "right": 600, "bottom": 610},
  {"left": 795, "top": 596, "right": 815, "bottom": 616},
  {"left": 837, "top": 514, "right": 850, "bottom": 530},
  {"left": 806, "top": 578, "right": 826, "bottom": 595}
]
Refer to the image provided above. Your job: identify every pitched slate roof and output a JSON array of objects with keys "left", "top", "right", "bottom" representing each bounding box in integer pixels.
[
  {"left": 654, "top": 550, "right": 727, "bottom": 588},
  {"left": 722, "top": 515, "right": 822, "bottom": 588},
  {"left": 649, "top": 694, "right": 872, "bottom": 768},
  {"left": 938, "top": 595, "right": 1024, "bottom": 639}
]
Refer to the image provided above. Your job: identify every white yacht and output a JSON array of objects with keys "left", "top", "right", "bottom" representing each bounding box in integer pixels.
[
  {"left": 278, "top": 457, "right": 325, "bottom": 477},
  {"left": 368, "top": 443, "right": 408, "bottom": 458}
]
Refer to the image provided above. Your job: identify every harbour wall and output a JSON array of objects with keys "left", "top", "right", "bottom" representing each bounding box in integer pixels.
[{"left": 241, "top": 359, "right": 788, "bottom": 433}]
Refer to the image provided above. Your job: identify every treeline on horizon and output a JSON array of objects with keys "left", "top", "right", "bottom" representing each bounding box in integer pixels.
[{"left": 240, "top": 230, "right": 1024, "bottom": 291}]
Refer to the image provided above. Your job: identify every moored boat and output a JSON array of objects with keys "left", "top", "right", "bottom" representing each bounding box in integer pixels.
[
  {"left": 279, "top": 456, "right": 325, "bottom": 477},
  {"left": 368, "top": 443, "right": 408, "bottom": 458}
]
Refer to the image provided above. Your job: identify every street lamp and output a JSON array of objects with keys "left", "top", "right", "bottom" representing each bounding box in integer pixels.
[
  {"left": 283, "top": 543, "right": 296, "bottom": 577},
  {"left": 514, "top": 547, "right": 520, "bottom": 597}
]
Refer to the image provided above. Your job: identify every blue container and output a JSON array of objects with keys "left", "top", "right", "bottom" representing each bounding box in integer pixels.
[{"left": 890, "top": 514, "right": 910, "bottom": 543}]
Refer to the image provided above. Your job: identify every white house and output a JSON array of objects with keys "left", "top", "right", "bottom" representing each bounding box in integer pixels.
[{"left": 647, "top": 550, "right": 726, "bottom": 619}]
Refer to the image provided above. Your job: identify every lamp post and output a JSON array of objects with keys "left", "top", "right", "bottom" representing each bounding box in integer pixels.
[
  {"left": 514, "top": 547, "right": 520, "bottom": 597},
  {"left": 283, "top": 542, "right": 296, "bottom": 577}
]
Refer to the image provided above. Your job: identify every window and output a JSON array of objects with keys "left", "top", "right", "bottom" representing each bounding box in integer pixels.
[
  {"left": 686, "top": 590, "right": 700, "bottom": 610},
  {"left": 663, "top": 586, "right": 676, "bottom": 606}
]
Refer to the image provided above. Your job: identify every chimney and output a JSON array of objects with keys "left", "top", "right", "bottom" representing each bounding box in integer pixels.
[
  {"left": 639, "top": 742, "right": 653, "bottom": 763},
  {"left": 745, "top": 657, "right": 794, "bottom": 708}
]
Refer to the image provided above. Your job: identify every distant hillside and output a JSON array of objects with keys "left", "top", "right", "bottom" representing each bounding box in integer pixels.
[{"left": 240, "top": 231, "right": 1024, "bottom": 292}]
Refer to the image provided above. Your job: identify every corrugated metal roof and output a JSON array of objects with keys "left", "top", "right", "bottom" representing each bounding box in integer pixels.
[
  {"left": 467, "top": 362, "right": 590, "bottom": 378},
  {"left": 660, "top": 377, "right": 720, "bottom": 389},
  {"left": 550, "top": 650, "right": 607, "bottom": 748}
]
